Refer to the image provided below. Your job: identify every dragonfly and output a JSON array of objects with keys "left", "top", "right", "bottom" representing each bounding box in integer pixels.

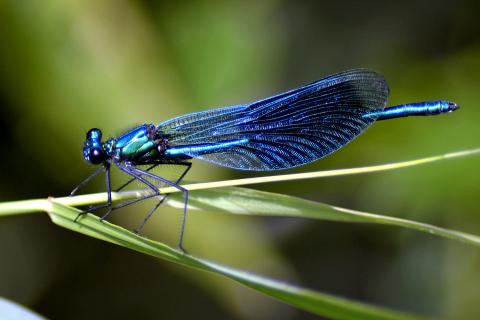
[{"left": 71, "top": 69, "right": 459, "bottom": 252}]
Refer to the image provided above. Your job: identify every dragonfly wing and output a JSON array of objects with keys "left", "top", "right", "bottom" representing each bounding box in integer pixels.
[{"left": 157, "top": 69, "right": 389, "bottom": 170}]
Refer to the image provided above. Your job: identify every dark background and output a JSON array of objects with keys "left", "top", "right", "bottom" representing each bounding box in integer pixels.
[{"left": 0, "top": 1, "right": 479, "bottom": 319}]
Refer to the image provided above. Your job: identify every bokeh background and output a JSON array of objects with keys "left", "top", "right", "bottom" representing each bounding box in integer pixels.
[{"left": 1, "top": 1, "right": 479, "bottom": 319}]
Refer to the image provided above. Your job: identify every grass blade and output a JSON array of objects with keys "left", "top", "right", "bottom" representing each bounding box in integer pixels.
[
  {"left": 146, "top": 147, "right": 480, "bottom": 194},
  {"left": 44, "top": 199, "right": 425, "bottom": 320},
  {"left": 173, "top": 187, "right": 480, "bottom": 247}
]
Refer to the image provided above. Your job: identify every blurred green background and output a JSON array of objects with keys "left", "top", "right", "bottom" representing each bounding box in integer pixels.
[{"left": 0, "top": 1, "right": 479, "bottom": 319}]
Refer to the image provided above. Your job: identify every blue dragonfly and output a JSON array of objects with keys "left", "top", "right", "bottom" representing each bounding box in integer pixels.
[{"left": 71, "top": 69, "right": 458, "bottom": 252}]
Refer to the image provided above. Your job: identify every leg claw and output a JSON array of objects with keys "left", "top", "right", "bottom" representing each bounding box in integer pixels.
[
  {"left": 74, "top": 211, "right": 88, "bottom": 222},
  {"left": 178, "top": 244, "right": 188, "bottom": 255}
]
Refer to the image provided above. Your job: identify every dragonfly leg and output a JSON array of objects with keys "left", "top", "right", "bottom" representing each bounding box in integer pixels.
[
  {"left": 100, "top": 162, "right": 163, "bottom": 222},
  {"left": 74, "top": 162, "right": 112, "bottom": 221},
  {"left": 128, "top": 165, "right": 190, "bottom": 253},
  {"left": 99, "top": 193, "right": 162, "bottom": 221},
  {"left": 100, "top": 193, "right": 161, "bottom": 218},
  {"left": 70, "top": 165, "right": 104, "bottom": 196},
  {"left": 133, "top": 196, "right": 168, "bottom": 234},
  {"left": 99, "top": 164, "right": 159, "bottom": 221},
  {"left": 101, "top": 162, "right": 190, "bottom": 225},
  {"left": 133, "top": 162, "right": 191, "bottom": 235},
  {"left": 114, "top": 164, "right": 158, "bottom": 192}
]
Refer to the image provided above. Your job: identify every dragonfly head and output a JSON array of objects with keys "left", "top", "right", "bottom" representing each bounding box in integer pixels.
[{"left": 83, "top": 128, "right": 107, "bottom": 165}]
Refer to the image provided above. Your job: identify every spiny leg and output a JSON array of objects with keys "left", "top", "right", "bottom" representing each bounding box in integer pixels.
[
  {"left": 100, "top": 162, "right": 190, "bottom": 222},
  {"left": 99, "top": 163, "right": 159, "bottom": 221},
  {"left": 115, "top": 162, "right": 188, "bottom": 192},
  {"left": 70, "top": 165, "right": 104, "bottom": 196},
  {"left": 116, "top": 163, "right": 161, "bottom": 199},
  {"left": 128, "top": 165, "right": 189, "bottom": 252},
  {"left": 100, "top": 193, "right": 164, "bottom": 221},
  {"left": 115, "top": 164, "right": 158, "bottom": 192},
  {"left": 74, "top": 162, "right": 112, "bottom": 221},
  {"left": 107, "top": 163, "right": 164, "bottom": 224},
  {"left": 133, "top": 195, "right": 169, "bottom": 234},
  {"left": 133, "top": 162, "right": 191, "bottom": 234}
]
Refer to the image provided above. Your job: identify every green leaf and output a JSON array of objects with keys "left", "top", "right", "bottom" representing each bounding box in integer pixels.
[
  {"left": 45, "top": 199, "right": 424, "bottom": 320},
  {"left": 173, "top": 187, "right": 480, "bottom": 247}
]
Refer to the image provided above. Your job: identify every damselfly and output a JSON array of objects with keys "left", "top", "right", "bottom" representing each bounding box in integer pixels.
[{"left": 71, "top": 69, "right": 459, "bottom": 252}]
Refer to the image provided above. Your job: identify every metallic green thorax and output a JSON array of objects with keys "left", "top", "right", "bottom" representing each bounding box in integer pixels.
[{"left": 112, "top": 124, "right": 158, "bottom": 161}]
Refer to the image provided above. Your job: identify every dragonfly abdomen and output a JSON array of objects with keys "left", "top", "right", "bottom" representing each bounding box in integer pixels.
[
  {"left": 165, "top": 138, "right": 249, "bottom": 158},
  {"left": 366, "top": 100, "right": 458, "bottom": 121}
]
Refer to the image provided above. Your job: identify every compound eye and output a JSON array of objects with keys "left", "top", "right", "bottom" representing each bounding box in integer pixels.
[
  {"left": 89, "top": 148, "right": 105, "bottom": 164},
  {"left": 86, "top": 128, "right": 102, "bottom": 141}
]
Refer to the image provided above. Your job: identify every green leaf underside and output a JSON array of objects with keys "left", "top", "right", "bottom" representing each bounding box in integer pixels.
[{"left": 46, "top": 200, "right": 424, "bottom": 320}]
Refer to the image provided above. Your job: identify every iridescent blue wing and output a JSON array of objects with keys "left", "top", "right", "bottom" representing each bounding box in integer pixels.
[{"left": 157, "top": 69, "right": 389, "bottom": 171}]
